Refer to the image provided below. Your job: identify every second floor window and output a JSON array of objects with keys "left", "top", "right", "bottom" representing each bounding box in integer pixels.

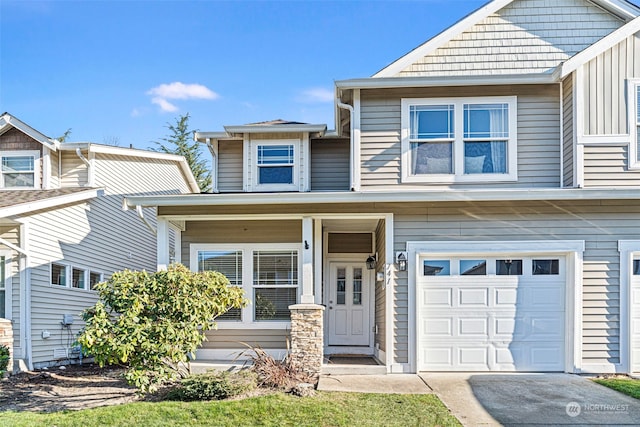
[
  {"left": 401, "top": 96, "right": 517, "bottom": 183},
  {"left": 1, "top": 152, "right": 38, "bottom": 188},
  {"left": 257, "top": 144, "right": 294, "bottom": 185}
]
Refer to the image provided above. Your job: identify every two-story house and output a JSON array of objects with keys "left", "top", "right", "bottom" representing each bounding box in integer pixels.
[
  {"left": 124, "top": 0, "right": 640, "bottom": 376},
  {"left": 0, "top": 112, "right": 198, "bottom": 371}
]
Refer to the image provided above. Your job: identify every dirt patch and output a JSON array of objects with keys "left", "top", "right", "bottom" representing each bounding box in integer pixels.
[{"left": 0, "top": 364, "right": 139, "bottom": 413}]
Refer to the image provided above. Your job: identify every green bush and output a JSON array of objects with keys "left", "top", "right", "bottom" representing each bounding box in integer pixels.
[
  {"left": 0, "top": 344, "right": 10, "bottom": 375},
  {"left": 166, "top": 370, "right": 257, "bottom": 401}
]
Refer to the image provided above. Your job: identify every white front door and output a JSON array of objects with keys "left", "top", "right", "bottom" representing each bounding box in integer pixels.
[{"left": 328, "top": 263, "right": 370, "bottom": 346}]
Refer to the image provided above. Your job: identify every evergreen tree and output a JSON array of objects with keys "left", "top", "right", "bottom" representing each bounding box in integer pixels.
[{"left": 154, "top": 113, "right": 212, "bottom": 192}]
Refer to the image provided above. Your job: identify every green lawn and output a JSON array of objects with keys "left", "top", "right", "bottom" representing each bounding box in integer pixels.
[
  {"left": 0, "top": 392, "right": 461, "bottom": 427},
  {"left": 594, "top": 378, "right": 640, "bottom": 399}
]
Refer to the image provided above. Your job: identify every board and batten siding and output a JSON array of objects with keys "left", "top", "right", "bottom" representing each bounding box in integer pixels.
[
  {"left": 563, "top": 74, "right": 575, "bottom": 187},
  {"left": 217, "top": 140, "right": 243, "bottom": 192},
  {"left": 360, "top": 85, "right": 561, "bottom": 189},
  {"left": 583, "top": 145, "right": 640, "bottom": 187},
  {"left": 392, "top": 200, "right": 640, "bottom": 368},
  {"left": 583, "top": 33, "right": 640, "bottom": 136},
  {"left": 310, "top": 139, "right": 350, "bottom": 191},
  {"left": 397, "top": 0, "right": 623, "bottom": 77},
  {"left": 0, "top": 225, "right": 20, "bottom": 351}
]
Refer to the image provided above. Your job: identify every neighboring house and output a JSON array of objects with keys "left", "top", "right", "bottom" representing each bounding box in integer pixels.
[
  {"left": 124, "top": 0, "right": 640, "bottom": 375},
  {"left": 0, "top": 113, "right": 198, "bottom": 370}
]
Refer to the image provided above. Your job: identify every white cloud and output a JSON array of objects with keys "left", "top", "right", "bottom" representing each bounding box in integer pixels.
[
  {"left": 146, "top": 82, "right": 219, "bottom": 112},
  {"left": 298, "top": 87, "right": 334, "bottom": 104}
]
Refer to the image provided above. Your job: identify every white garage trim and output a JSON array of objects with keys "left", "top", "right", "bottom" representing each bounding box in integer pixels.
[
  {"left": 619, "top": 240, "right": 640, "bottom": 374},
  {"left": 406, "top": 240, "right": 585, "bottom": 374}
]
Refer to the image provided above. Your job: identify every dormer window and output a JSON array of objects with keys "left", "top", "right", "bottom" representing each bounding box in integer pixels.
[
  {"left": 0, "top": 151, "right": 39, "bottom": 189},
  {"left": 257, "top": 144, "right": 294, "bottom": 185}
]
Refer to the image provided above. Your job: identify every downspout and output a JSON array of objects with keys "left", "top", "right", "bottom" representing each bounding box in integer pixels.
[
  {"left": 204, "top": 138, "right": 219, "bottom": 193},
  {"left": 135, "top": 205, "right": 157, "bottom": 235},
  {"left": 336, "top": 100, "right": 355, "bottom": 191},
  {"left": 75, "top": 148, "right": 93, "bottom": 187}
]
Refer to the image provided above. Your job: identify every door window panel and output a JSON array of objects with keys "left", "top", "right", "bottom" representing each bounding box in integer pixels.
[
  {"left": 336, "top": 268, "right": 346, "bottom": 305},
  {"left": 353, "top": 268, "right": 362, "bottom": 305}
]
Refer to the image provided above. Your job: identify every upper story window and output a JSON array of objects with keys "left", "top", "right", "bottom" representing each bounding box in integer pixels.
[
  {"left": 249, "top": 140, "right": 300, "bottom": 191},
  {"left": 401, "top": 96, "right": 517, "bottom": 183},
  {"left": 1, "top": 151, "right": 39, "bottom": 189}
]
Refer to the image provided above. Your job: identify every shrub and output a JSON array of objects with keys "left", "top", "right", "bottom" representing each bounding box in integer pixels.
[
  {"left": 245, "top": 346, "right": 310, "bottom": 391},
  {"left": 166, "top": 370, "right": 257, "bottom": 401},
  {"left": 0, "top": 344, "right": 9, "bottom": 375},
  {"left": 77, "top": 264, "right": 248, "bottom": 393}
]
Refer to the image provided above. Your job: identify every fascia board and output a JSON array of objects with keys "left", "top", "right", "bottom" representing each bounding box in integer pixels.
[
  {"left": 124, "top": 187, "right": 640, "bottom": 209},
  {"left": 336, "top": 73, "right": 557, "bottom": 90},
  {"left": 0, "top": 189, "right": 102, "bottom": 218},
  {"left": 223, "top": 124, "right": 327, "bottom": 134},
  {"left": 0, "top": 113, "right": 59, "bottom": 151},
  {"left": 372, "top": 0, "right": 514, "bottom": 78},
  {"left": 561, "top": 16, "right": 640, "bottom": 77}
]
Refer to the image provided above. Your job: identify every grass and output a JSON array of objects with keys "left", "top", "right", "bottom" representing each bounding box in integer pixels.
[
  {"left": 594, "top": 377, "right": 640, "bottom": 399},
  {"left": 0, "top": 391, "right": 460, "bottom": 427}
]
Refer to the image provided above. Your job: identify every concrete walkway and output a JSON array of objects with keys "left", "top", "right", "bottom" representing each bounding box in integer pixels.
[
  {"left": 421, "top": 373, "right": 640, "bottom": 426},
  {"left": 317, "top": 374, "right": 432, "bottom": 394}
]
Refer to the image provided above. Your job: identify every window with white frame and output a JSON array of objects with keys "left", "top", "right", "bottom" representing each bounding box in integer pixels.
[
  {"left": 401, "top": 96, "right": 517, "bottom": 183},
  {"left": 1, "top": 151, "right": 39, "bottom": 189},
  {"left": 250, "top": 140, "right": 299, "bottom": 191},
  {"left": 634, "top": 83, "right": 640, "bottom": 164},
  {"left": 51, "top": 263, "right": 101, "bottom": 290},
  {"left": 89, "top": 271, "right": 103, "bottom": 290},
  {"left": 51, "top": 263, "right": 67, "bottom": 286},
  {"left": 191, "top": 244, "right": 300, "bottom": 326},
  {"left": 72, "top": 267, "right": 86, "bottom": 289}
]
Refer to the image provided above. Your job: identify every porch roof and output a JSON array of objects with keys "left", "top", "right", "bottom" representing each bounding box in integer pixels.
[{"left": 123, "top": 187, "right": 640, "bottom": 210}]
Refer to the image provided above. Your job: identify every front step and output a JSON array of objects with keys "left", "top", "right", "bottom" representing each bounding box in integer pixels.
[{"left": 321, "top": 364, "right": 387, "bottom": 375}]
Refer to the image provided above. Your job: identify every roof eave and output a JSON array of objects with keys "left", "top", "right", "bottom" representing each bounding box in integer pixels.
[
  {"left": 0, "top": 113, "right": 60, "bottom": 151},
  {"left": 336, "top": 73, "right": 558, "bottom": 90},
  {"left": 0, "top": 188, "right": 103, "bottom": 218}
]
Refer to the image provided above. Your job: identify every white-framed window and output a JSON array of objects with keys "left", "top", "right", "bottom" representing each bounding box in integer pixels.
[
  {"left": 51, "top": 263, "right": 68, "bottom": 286},
  {"left": 0, "top": 252, "right": 10, "bottom": 319},
  {"left": 72, "top": 267, "right": 86, "bottom": 289},
  {"left": 250, "top": 140, "right": 299, "bottom": 191},
  {"left": 89, "top": 271, "right": 103, "bottom": 290},
  {"left": 628, "top": 80, "right": 640, "bottom": 168},
  {"left": 0, "top": 150, "right": 40, "bottom": 189},
  {"left": 191, "top": 243, "right": 301, "bottom": 328},
  {"left": 401, "top": 96, "right": 518, "bottom": 183}
]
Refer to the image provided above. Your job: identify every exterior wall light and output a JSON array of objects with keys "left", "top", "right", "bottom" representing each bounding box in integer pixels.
[
  {"left": 366, "top": 254, "right": 377, "bottom": 270},
  {"left": 396, "top": 251, "right": 407, "bottom": 272}
]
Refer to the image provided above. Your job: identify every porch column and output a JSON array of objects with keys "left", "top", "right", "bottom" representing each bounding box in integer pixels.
[
  {"left": 301, "top": 216, "right": 314, "bottom": 304},
  {"left": 289, "top": 304, "right": 325, "bottom": 381},
  {"left": 157, "top": 218, "right": 170, "bottom": 271}
]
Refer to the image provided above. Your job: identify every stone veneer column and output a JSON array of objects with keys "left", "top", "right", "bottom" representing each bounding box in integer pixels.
[
  {"left": 0, "top": 319, "right": 13, "bottom": 375},
  {"left": 289, "top": 303, "right": 324, "bottom": 381}
]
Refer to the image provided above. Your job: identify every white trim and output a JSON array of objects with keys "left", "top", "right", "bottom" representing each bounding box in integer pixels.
[
  {"left": 373, "top": 0, "right": 515, "bottom": 77},
  {"left": 249, "top": 139, "right": 299, "bottom": 192},
  {"left": 242, "top": 135, "right": 249, "bottom": 192},
  {"left": 406, "top": 240, "right": 584, "bottom": 373},
  {"left": 190, "top": 243, "right": 302, "bottom": 330},
  {"left": 50, "top": 261, "right": 70, "bottom": 287},
  {"left": 0, "top": 188, "right": 100, "bottom": 218},
  {"left": 313, "top": 218, "right": 323, "bottom": 305},
  {"left": 575, "top": 66, "right": 586, "bottom": 188},
  {"left": 628, "top": 79, "right": 640, "bottom": 170},
  {"left": 195, "top": 348, "right": 288, "bottom": 361},
  {"left": 0, "top": 113, "right": 59, "bottom": 151},
  {"left": 579, "top": 135, "right": 631, "bottom": 145},
  {"left": 384, "top": 213, "right": 394, "bottom": 371},
  {"left": 128, "top": 186, "right": 640, "bottom": 209},
  {"left": 339, "top": 74, "right": 559, "bottom": 89},
  {"left": 302, "top": 133, "right": 310, "bottom": 192},
  {"left": 169, "top": 223, "right": 182, "bottom": 265},
  {"left": 560, "top": 81, "right": 564, "bottom": 188},
  {"left": 400, "top": 96, "right": 518, "bottom": 184},
  {"left": 0, "top": 249, "right": 12, "bottom": 320},
  {"left": 619, "top": 240, "right": 640, "bottom": 374},
  {"left": 224, "top": 124, "right": 326, "bottom": 135},
  {"left": 301, "top": 217, "right": 314, "bottom": 304},
  {"left": 42, "top": 147, "right": 50, "bottom": 190},
  {"left": 0, "top": 150, "right": 41, "bottom": 190},
  {"left": 561, "top": 16, "right": 640, "bottom": 78},
  {"left": 353, "top": 89, "right": 361, "bottom": 191}
]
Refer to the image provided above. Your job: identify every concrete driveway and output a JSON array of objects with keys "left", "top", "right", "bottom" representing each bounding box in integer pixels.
[{"left": 420, "top": 373, "right": 640, "bottom": 426}]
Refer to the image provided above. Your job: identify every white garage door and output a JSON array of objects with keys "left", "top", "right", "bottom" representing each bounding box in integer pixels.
[{"left": 417, "top": 255, "right": 565, "bottom": 371}]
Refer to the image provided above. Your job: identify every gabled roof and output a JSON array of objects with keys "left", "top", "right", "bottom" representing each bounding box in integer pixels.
[
  {"left": 0, "top": 112, "right": 60, "bottom": 151},
  {"left": 195, "top": 119, "right": 327, "bottom": 141},
  {"left": 0, "top": 188, "right": 101, "bottom": 218},
  {"left": 373, "top": 0, "right": 639, "bottom": 78}
]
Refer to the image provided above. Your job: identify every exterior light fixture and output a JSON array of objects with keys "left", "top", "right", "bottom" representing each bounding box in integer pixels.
[
  {"left": 396, "top": 252, "right": 407, "bottom": 272},
  {"left": 366, "top": 254, "right": 377, "bottom": 270}
]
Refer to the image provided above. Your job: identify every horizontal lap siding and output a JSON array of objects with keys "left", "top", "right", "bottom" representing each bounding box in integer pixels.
[
  {"left": 583, "top": 145, "right": 640, "bottom": 187},
  {"left": 0, "top": 226, "right": 20, "bottom": 350},
  {"left": 218, "top": 141, "right": 243, "bottom": 192},
  {"left": 563, "top": 74, "right": 574, "bottom": 187},
  {"left": 584, "top": 33, "right": 640, "bottom": 136},
  {"left": 181, "top": 220, "right": 302, "bottom": 267},
  {"left": 311, "top": 140, "right": 350, "bottom": 191},
  {"left": 392, "top": 200, "right": 640, "bottom": 366},
  {"left": 60, "top": 152, "right": 87, "bottom": 187},
  {"left": 398, "top": 0, "right": 622, "bottom": 77},
  {"left": 202, "top": 329, "right": 289, "bottom": 350},
  {"left": 360, "top": 85, "right": 560, "bottom": 189},
  {"left": 49, "top": 150, "right": 60, "bottom": 188}
]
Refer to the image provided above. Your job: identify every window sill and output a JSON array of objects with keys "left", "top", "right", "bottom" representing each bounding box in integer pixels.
[{"left": 401, "top": 173, "right": 518, "bottom": 184}]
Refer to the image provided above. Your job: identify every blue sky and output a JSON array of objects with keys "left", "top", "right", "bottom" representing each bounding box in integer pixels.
[{"left": 1, "top": 0, "right": 522, "bottom": 148}]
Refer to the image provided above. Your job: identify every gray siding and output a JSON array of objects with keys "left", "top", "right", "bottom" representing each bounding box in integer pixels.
[
  {"left": 217, "top": 140, "right": 243, "bottom": 192},
  {"left": 181, "top": 220, "right": 302, "bottom": 267},
  {"left": 392, "top": 200, "right": 640, "bottom": 367},
  {"left": 360, "top": 85, "right": 561, "bottom": 189},
  {"left": 583, "top": 33, "right": 640, "bottom": 136},
  {"left": 0, "top": 226, "right": 20, "bottom": 350},
  {"left": 202, "top": 329, "right": 289, "bottom": 350},
  {"left": 374, "top": 219, "right": 386, "bottom": 353},
  {"left": 311, "top": 139, "right": 350, "bottom": 191},
  {"left": 563, "top": 74, "right": 575, "bottom": 187},
  {"left": 583, "top": 145, "right": 640, "bottom": 187},
  {"left": 60, "top": 151, "right": 87, "bottom": 187},
  {"left": 398, "top": 0, "right": 623, "bottom": 77}
]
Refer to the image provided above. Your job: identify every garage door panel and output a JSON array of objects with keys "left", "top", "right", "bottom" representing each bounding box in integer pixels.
[
  {"left": 423, "top": 288, "right": 452, "bottom": 307},
  {"left": 459, "top": 288, "right": 488, "bottom": 306},
  {"left": 459, "top": 347, "right": 488, "bottom": 366},
  {"left": 459, "top": 318, "right": 488, "bottom": 337},
  {"left": 423, "top": 317, "right": 453, "bottom": 336},
  {"left": 495, "top": 288, "right": 518, "bottom": 305}
]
